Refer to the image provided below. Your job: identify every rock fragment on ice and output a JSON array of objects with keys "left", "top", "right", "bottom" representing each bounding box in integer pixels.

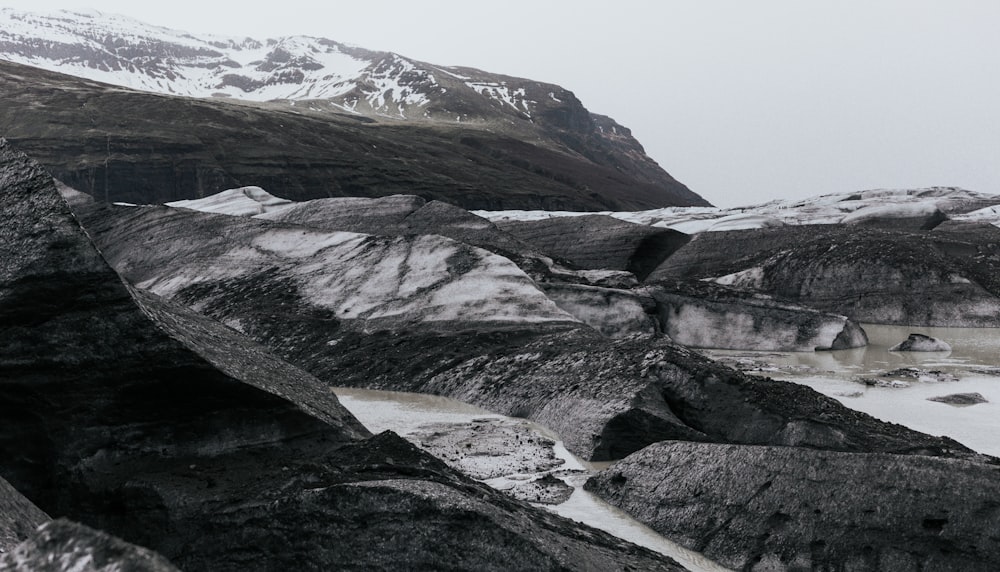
[
  {"left": 927, "top": 392, "right": 988, "bottom": 406},
  {"left": 889, "top": 333, "right": 952, "bottom": 352}
]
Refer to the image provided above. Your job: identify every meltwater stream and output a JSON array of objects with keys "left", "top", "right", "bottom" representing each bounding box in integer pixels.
[{"left": 332, "top": 387, "right": 731, "bottom": 572}]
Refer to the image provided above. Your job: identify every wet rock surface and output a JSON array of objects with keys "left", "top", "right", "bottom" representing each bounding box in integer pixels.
[
  {"left": 1, "top": 519, "right": 181, "bottom": 572},
  {"left": 587, "top": 441, "right": 1000, "bottom": 572},
  {"left": 0, "top": 141, "right": 686, "bottom": 571}
]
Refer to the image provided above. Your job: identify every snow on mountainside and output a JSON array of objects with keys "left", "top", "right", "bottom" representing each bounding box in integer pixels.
[
  {"left": 0, "top": 8, "right": 595, "bottom": 123},
  {"left": 476, "top": 187, "right": 1000, "bottom": 233}
]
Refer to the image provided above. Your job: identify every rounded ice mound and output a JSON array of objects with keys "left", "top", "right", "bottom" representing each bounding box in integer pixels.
[{"left": 888, "top": 333, "right": 952, "bottom": 352}]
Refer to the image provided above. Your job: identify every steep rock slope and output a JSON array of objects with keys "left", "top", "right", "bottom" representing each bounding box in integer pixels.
[
  {"left": 587, "top": 442, "right": 1000, "bottom": 572},
  {"left": 1, "top": 519, "right": 181, "bottom": 572},
  {"left": 0, "top": 476, "right": 49, "bottom": 553},
  {"left": 0, "top": 141, "right": 685, "bottom": 571}
]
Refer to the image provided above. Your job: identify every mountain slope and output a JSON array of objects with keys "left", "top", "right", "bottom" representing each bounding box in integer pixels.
[{"left": 0, "top": 8, "right": 708, "bottom": 210}]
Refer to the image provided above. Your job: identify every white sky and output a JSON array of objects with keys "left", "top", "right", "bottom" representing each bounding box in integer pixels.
[{"left": 2, "top": 0, "right": 998, "bottom": 207}]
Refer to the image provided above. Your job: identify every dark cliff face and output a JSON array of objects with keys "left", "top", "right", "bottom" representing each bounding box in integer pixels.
[{"left": 0, "top": 60, "right": 708, "bottom": 211}]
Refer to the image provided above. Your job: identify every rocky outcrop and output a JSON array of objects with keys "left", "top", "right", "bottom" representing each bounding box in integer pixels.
[
  {"left": 647, "top": 280, "right": 868, "bottom": 351},
  {"left": 890, "top": 333, "right": 952, "bottom": 352},
  {"left": 649, "top": 224, "right": 1000, "bottom": 327},
  {"left": 587, "top": 441, "right": 1000, "bottom": 572},
  {"left": 0, "top": 476, "right": 49, "bottom": 554},
  {"left": 496, "top": 215, "right": 690, "bottom": 280},
  {"left": 0, "top": 140, "right": 685, "bottom": 571},
  {"left": 1, "top": 519, "right": 180, "bottom": 572}
]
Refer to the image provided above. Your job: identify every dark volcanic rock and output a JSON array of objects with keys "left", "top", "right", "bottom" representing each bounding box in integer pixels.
[
  {"left": 647, "top": 280, "right": 868, "bottom": 351},
  {"left": 1, "top": 519, "right": 180, "bottom": 571},
  {"left": 649, "top": 224, "right": 1000, "bottom": 327},
  {"left": 889, "top": 333, "right": 952, "bottom": 352},
  {"left": 497, "top": 214, "right": 691, "bottom": 280},
  {"left": 0, "top": 59, "right": 707, "bottom": 211},
  {"left": 587, "top": 441, "right": 1000, "bottom": 572},
  {"left": 928, "top": 392, "right": 989, "bottom": 406},
  {"left": 0, "top": 476, "right": 49, "bottom": 553},
  {"left": 0, "top": 141, "right": 683, "bottom": 571}
]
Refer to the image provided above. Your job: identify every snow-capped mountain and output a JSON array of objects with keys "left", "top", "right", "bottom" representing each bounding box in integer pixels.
[
  {"left": 0, "top": 8, "right": 708, "bottom": 208},
  {"left": 0, "top": 8, "right": 605, "bottom": 124}
]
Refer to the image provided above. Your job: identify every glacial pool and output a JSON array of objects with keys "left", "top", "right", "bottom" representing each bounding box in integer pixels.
[
  {"left": 703, "top": 323, "right": 1000, "bottom": 457},
  {"left": 332, "top": 387, "right": 731, "bottom": 572}
]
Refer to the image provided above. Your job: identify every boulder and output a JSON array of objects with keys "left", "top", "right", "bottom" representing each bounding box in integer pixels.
[
  {"left": 889, "top": 333, "right": 952, "bottom": 352},
  {"left": 928, "top": 392, "right": 989, "bottom": 406},
  {"left": 1, "top": 519, "right": 180, "bottom": 572},
  {"left": 0, "top": 140, "right": 685, "bottom": 571},
  {"left": 587, "top": 441, "right": 1000, "bottom": 572}
]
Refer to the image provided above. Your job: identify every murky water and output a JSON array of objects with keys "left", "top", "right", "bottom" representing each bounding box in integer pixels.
[
  {"left": 703, "top": 324, "right": 1000, "bottom": 457},
  {"left": 333, "top": 387, "right": 731, "bottom": 572}
]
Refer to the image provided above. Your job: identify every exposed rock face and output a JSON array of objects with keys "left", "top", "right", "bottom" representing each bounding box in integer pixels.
[
  {"left": 0, "top": 58, "right": 706, "bottom": 211},
  {"left": 587, "top": 442, "right": 1000, "bottom": 572},
  {"left": 0, "top": 476, "right": 49, "bottom": 553},
  {"left": 0, "top": 141, "right": 684, "bottom": 571},
  {"left": 649, "top": 224, "right": 1000, "bottom": 327},
  {"left": 647, "top": 280, "right": 868, "bottom": 351},
  {"left": 889, "top": 333, "right": 952, "bottom": 352},
  {"left": 496, "top": 215, "right": 690, "bottom": 280},
  {"left": 1, "top": 519, "right": 180, "bottom": 572},
  {"left": 928, "top": 392, "right": 989, "bottom": 405}
]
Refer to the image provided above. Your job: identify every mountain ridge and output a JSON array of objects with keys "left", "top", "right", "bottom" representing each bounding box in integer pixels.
[{"left": 0, "top": 8, "right": 709, "bottom": 209}]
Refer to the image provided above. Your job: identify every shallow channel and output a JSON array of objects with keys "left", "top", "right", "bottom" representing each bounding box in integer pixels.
[
  {"left": 333, "top": 387, "right": 731, "bottom": 572},
  {"left": 703, "top": 324, "right": 1000, "bottom": 457}
]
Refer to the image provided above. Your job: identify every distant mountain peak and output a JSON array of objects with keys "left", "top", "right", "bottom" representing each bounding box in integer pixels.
[{"left": 0, "top": 9, "right": 712, "bottom": 209}]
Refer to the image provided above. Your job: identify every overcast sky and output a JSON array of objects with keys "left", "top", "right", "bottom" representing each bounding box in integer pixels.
[{"left": 3, "top": 1, "right": 999, "bottom": 207}]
